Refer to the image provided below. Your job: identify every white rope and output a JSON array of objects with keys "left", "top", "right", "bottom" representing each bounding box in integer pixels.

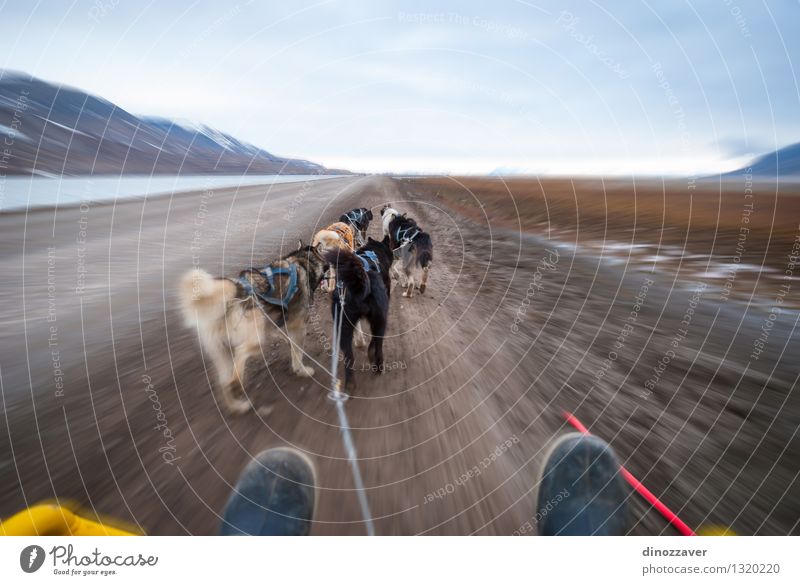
[
  {"left": 329, "top": 282, "right": 376, "bottom": 536},
  {"left": 350, "top": 222, "right": 366, "bottom": 248},
  {"left": 244, "top": 274, "right": 376, "bottom": 535}
]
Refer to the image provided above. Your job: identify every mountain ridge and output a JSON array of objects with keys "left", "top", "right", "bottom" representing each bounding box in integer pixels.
[
  {"left": 729, "top": 142, "right": 800, "bottom": 178},
  {"left": 0, "top": 72, "right": 340, "bottom": 176}
]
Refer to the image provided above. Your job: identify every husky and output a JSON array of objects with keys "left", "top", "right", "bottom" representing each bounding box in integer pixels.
[
  {"left": 379, "top": 205, "right": 403, "bottom": 283},
  {"left": 380, "top": 205, "right": 400, "bottom": 238},
  {"left": 326, "top": 236, "right": 393, "bottom": 392},
  {"left": 339, "top": 208, "right": 373, "bottom": 247},
  {"left": 388, "top": 214, "right": 433, "bottom": 298},
  {"left": 179, "top": 242, "right": 327, "bottom": 415}
]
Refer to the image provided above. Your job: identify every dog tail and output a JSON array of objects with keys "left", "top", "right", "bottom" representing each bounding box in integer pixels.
[
  {"left": 325, "top": 248, "right": 371, "bottom": 300},
  {"left": 179, "top": 269, "right": 238, "bottom": 328},
  {"left": 414, "top": 233, "right": 433, "bottom": 268}
]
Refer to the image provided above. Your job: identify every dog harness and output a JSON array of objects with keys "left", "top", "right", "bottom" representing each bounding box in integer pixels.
[
  {"left": 395, "top": 225, "right": 420, "bottom": 246},
  {"left": 356, "top": 250, "right": 381, "bottom": 273},
  {"left": 344, "top": 208, "right": 365, "bottom": 225},
  {"left": 344, "top": 209, "right": 367, "bottom": 247},
  {"left": 238, "top": 264, "right": 298, "bottom": 309},
  {"left": 326, "top": 222, "right": 356, "bottom": 250}
]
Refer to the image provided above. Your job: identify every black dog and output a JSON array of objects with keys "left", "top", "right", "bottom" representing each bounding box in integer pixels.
[
  {"left": 339, "top": 207, "right": 373, "bottom": 246},
  {"left": 326, "top": 236, "right": 393, "bottom": 391},
  {"left": 388, "top": 214, "right": 433, "bottom": 297}
]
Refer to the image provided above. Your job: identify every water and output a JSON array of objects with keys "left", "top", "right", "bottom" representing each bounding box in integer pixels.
[{"left": 0, "top": 174, "right": 342, "bottom": 212}]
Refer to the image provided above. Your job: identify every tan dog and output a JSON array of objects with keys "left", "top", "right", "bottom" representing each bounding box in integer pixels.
[
  {"left": 179, "top": 242, "right": 327, "bottom": 415},
  {"left": 312, "top": 221, "right": 355, "bottom": 252},
  {"left": 313, "top": 221, "right": 356, "bottom": 293}
]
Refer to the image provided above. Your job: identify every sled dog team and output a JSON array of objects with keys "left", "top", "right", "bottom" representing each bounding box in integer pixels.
[{"left": 180, "top": 205, "right": 433, "bottom": 414}]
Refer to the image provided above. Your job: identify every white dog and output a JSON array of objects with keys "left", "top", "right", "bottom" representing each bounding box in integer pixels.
[
  {"left": 380, "top": 205, "right": 403, "bottom": 285},
  {"left": 380, "top": 205, "right": 400, "bottom": 238}
]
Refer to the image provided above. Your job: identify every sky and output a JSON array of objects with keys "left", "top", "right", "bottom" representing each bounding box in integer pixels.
[{"left": 1, "top": 0, "right": 798, "bottom": 175}]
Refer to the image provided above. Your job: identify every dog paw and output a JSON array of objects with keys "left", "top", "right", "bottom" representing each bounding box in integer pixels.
[
  {"left": 294, "top": 365, "right": 315, "bottom": 378},
  {"left": 354, "top": 336, "right": 368, "bottom": 348},
  {"left": 257, "top": 405, "right": 274, "bottom": 417},
  {"left": 419, "top": 284, "right": 426, "bottom": 294},
  {"left": 227, "top": 399, "right": 252, "bottom": 415}
]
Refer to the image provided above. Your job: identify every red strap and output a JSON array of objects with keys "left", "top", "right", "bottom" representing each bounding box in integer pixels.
[{"left": 564, "top": 411, "right": 696, "bottom": 536}]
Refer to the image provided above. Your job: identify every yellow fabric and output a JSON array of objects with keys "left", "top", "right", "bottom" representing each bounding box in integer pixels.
[
  {"left": 697, "top": 524, "right": 737, "bottom": 536},
  {"left": 0, "top": 504, "right": 138, "bottom": 536}
]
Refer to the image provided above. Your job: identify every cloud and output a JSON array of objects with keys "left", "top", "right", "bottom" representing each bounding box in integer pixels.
[{"left": 1, "top": 0, "right": 797, "bottom": 173}]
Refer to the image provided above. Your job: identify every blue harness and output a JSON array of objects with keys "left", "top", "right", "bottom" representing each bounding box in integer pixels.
[
  {"left": 238, "top": 264, "right": 298, "bottom": 309},
  {"left": 356, "top": 250, "right": 381, "bottom": 273},
  {"left": 345, "top": 209, "right": 365, "bottom": 225}
]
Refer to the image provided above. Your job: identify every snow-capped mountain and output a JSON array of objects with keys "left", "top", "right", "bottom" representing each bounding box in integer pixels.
[
  {"left": 738, "top": 143, "right": 800, "bottom": 178},
  {"left": 0, "top": 72, "right": 336, "bottom": 176}
]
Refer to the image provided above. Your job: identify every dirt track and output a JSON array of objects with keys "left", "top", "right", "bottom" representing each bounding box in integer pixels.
[{"left": 1, "top": 175, "right": 798, "bottom": 535}]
